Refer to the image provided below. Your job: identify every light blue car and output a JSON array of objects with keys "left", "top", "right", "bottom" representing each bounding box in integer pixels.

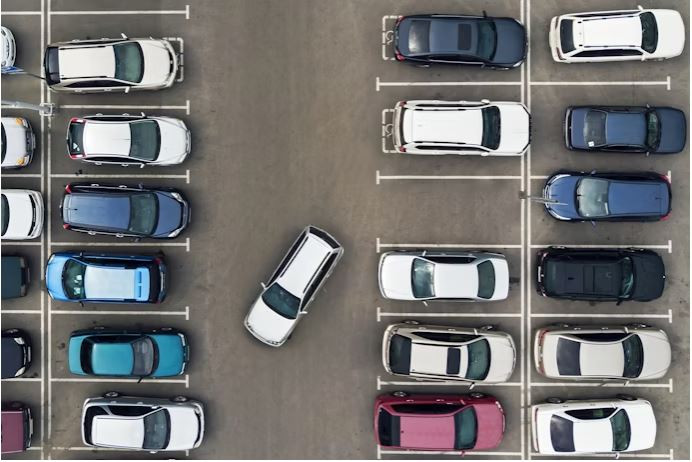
[{"left": 68, "top": 328, "right": 188, "bottom": 378}]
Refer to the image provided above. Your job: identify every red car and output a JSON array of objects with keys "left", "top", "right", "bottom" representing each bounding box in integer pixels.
[
  {"left": 1, "top": 402, "right": 33, "bottom": 454},
  {"left": 374, "top": 392, "right": 505, "bottom": 452}
]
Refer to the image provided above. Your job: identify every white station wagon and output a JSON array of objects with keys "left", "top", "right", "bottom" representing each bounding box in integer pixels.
[
  {"left": 532, "top": 396, "right": 656, "bottom": 455},
  {"left": 244, "top": 226, "right": 343, "bottom": 347},
  {"left": 392, "top": 100, "right": 530, "bottom": 156},
  {"left": 549, "top": 7, "right": 685, "bottom": 63}
]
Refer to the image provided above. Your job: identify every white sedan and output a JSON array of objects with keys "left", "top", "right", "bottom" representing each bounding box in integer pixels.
[
  {"left": 378, "top": 251, "right": 509, "bottom": 301},
  {"left": 1, "top": 189, "right": 44, "bottom": 240},
  {"left": 532, "top": 396, "right": 656, "bottom": 455},
  {"left": 1, "top": 117, "right": 35, "bottom": 169}
]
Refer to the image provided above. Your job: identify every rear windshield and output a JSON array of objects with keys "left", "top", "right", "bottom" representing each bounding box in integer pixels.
[
  {"left": 129, "top": 120, "right": 160, "bottom": 161},
  {"left": 476, "top": 20, "right": 497, "bottom": 60},
  {"left": 646, "top": 110, "right": 660, "bottom": 150},
  {"left": 640, "top": 12, "right": 658, "bottom": 53},
  {"left": 610, "top": 409, "right": 631, "bottom": 451},
  {"left": 556, "top": 337, "right": 581, "bottom": 376},
  {"left": 262, "top": 283, "right": 300, "bottom": 319},
  {"left": 68, "top": 122, "right": 85, "bottom": 156},
  {"left": 454, "top": 407, "right": 477, "bottom": 450},
  {"left": 411, "top": 258, "right": 435, "bottom": 298},
  {"left": 550, "top": 415, "right": 575, "bottom": 452},
  {"left": 622, "top": 334, "right": 644, "bottom": 378},
  {"left": 476, "top": 261, "right": 496, "bottom": 299},
  {"left": 113, "top": 42, "right": 144, "bottom": 83},
  {"left": 388, "top": 334, "right": 412, "bottom": 374},
  {"left": 62, "top": 259, "right": 87, "bottom": 300},
  {"left": 584, "top": 110, "right": 607, "bottom": 147},
  {"left": 377, "top": 409, "right": 400, "bottom": 447},
  {"left": 1, "top": 194, "right": 8, "bottom": 236},
  {"left": 408, "top": 20, "right": 431, "bottom": 54},
  {"left": 44, "top": 46, "right": 60, "bottom": 84},
  {"left": 620, "top": 257, "right": 634, "bottom": 298},
  {"left": 465, "top": 339, "right": 490, "bottom": 380},
  {"left": 481, "top": 106, "right": 501, "bottom": 150},
  {"left": 559, "top": 19, "right": 575, "bottom": 53}
]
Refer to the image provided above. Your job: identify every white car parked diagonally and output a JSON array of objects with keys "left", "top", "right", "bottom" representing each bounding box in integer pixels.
[{"left": 1, "top": 189, "right": 44, "bottom": 240}]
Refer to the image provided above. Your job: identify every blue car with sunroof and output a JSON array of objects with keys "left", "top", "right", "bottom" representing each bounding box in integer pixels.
[
  {"left": 45, "top": 252, "right": 166, "bottom": 304},
  {"left": 68, "top": 328, "right": 189, "bottom": 378}
]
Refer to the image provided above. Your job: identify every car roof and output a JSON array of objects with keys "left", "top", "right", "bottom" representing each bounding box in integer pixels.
[
  {"left": 399, "top": 415, "right": 456, "bottom": 449},
  {"left": 276, "top": 233, "right": 333, "bottom": 296},
  {"left": 403, "top": 107, "right": 482, "bottom": 145},
  {"left": 83, "top": 265, "right": 149, "bottom": 301},
  {"left": 89, "top": 341, "right": 134, "bottom": 375},
  {"left": 92, "top": 415, "right": 144, "bottom": 448},
  {"left": 58, "top": 46, "right": 115, "bottom": 80},
  {"left": 64, "top": 193, "right": 130, "bottom": 230},
  {"left": 544, "top": 259, "right": 622, "bottom": 296},
  {"left": 579, "top": 15, "right": 642, "bottom": 48},
  {"left": 83, "top": 121, "right": 131, "bottom": 156},
  {"left": 605, "top": 112, "right": 647, "bottom": 146},
  {"left": 607, "top": 180, "right": 668, "bottom": 216},
  {"left": 433, "top": 262, "right": 479, "bottom": 298}
]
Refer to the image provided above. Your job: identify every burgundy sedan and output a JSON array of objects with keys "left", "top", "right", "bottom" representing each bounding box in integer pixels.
[{"left": 374, "top": 392, "right": 505, "bottom": 452}]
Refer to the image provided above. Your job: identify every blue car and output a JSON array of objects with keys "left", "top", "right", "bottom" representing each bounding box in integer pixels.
[
  {"left": 45, "top": 252, "right": 166, "bottom": 303},
  {"left": 543, "top": 172, "right": 671, "bottom": 222},
  {"left": 68, "top": 328, "right": 188, "bottom": 378}
]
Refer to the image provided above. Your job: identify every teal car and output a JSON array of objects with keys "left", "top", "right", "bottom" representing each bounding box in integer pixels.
[{"left": 68, "top": 328, "right": 189, "bottom": 378}]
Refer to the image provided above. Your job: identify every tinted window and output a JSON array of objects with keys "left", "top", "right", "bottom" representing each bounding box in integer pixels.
[
  {"left": 576, "top": 177, "right": 610, "bottom": 218},
  {"left": 80, "top": 339, "right": 95, "bottom": 373},
  {"left": 556, "top": 338, "right": 581, "bottom": 376},
  {"left": 44, "top": 47, "right": 61, "bottom": 85},
  {"left": 392, "top": 404, "right": 462, "bottom": 414},
  {"left": 113, "top": 42, "right": 144, "bottom": 83},
  {"left": 66, "top": 80, "right": 121, "bottom": 88},
  {"left": 131, "top": 336, "right": 156, "bottom": 376},
  {"left": 550, "top": 415, "right": 575, "bottom": 452},
  {"left": 128, "top": 193, "right": 158, "bottom": 235},
  {"left": 640, "top": 12, "right": 658, "bottom": 53},
  {"left": 446, "top": 348, "right": 461, "bottom": 375},
  {"left": 454, "top": 407, "right": 477, "bottom": 450},
  {"left": 108, "top": 405, "right": 152, "bottom": 417},
  {"left": 416, "top": 332, "right": 479, "bottom": 343},
  {"left": 62, "top": 259, "right": 87, "bottom": 300},
  {"left": 388, "top": 334, "right": 412, "bottom": 374},
  {"left": 408, "top": 20, "right": 431, "bottom": 54},
  {"left": 411, "top": 258, "right": 435, "bottom": 298},
  {"left": 426, "top": 256, "right": 475, "bottom": 264},
  {"left": 1, "top": 194, "right": 8, "bottom": 236},
  {"left": 620, "top": 257, "right": 634, "bottom": 298},
  {"left": 262, "top": 283, "right": 300, "bottom": 319},
  {"left": 575, "top": 49, "right": 642, "bottom": 57},
  {"left": 573, "top": 332, "right": 628, "bottom": 342},
  {"left": 646, "top": 111, "right": 660, "bottom": 150},
  {"left": 466, "top": 339, "right": 490, "bottom": 380},
  {"left": 476, "top": 21, "right": 497, "bottom": 60},
  {"left": 377, "top": 409, "right": 400, "bottom": 447},
  {"left": 584, "top": 110, "right": 607, "bottom": 147},
  {"left": 566, "top": 407, "right": 615, "bottom": 420},
  {"left": 481, "top": 106, "right": 501, "bottom": 150},
  {"left": 477, "top": 261, "right": 496, "bottom": 299},
  {"left": 559, "top": 19, "right": 575, "bottom": 53},
  {"left": 610, "top": 409, "right": 631, "bottom": 451},
  {"left": 1, "top": 123, "right": 6, "bottom": 162},
  {"left": 68, "top": 122, "right": 85, "bottom": 156},
  {"left": 129, "top": 121, "right": 160, "bottom": 161},
  {"left": 142, "top": 409, "right": 170, "bottom": 450},
  {"left": 622, "top": 335, "right": 644, "bottom": 378}
]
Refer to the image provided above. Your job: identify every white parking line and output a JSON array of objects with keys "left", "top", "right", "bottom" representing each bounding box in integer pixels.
[
  {"left": 51, "top": 375, "right": 189, "bottom": 387},
  {"left": 530, "top": 378, "right": 673, "bottom": 393},
  {"left": 376, "top": 77, "right": 522, "bottom": 91},
  {"left": 377, "top": 237, "right": 522, "bottom": 253},
  {"left": 2, "top": 377, "right": 42, "bottom": 382},
  {"left": 377, "top": 376, "right": 521, "bottom": 390},
  {"left": 2, "top": 11, "right": 42, "bottom": 15},
  {"left": 0, "top": 309, "right": 42, "bottom": 314},
  {"left": 52, "top": 170, "right": 190, "bottom": 184},
  {"left": 376, "top": 170, "right": 522, "bottom": 184},
  {"left": 52, "top": 306, "right": 190, "bottom": 320},
  {"left": 530, "top": 450, "right": 673, "bottom": 459},
  {"left": 530, "top": 75, "right": 671, "bottom": 91},
  {"left": 53, "top": 446, "right": 189, "bottom": 453},
  {"left": 51, "top": 238, "right": 190, "bottom": 252},
  {"left": 60, "top": 100, "right": 191, "bottom": 115},
  {"left": 380, "top": 449, "right": 522, "bottom": 457},
  {"left": 377, "top": 307, "right": 521, "bottom": 322},
  {"left": 530, "top": 241, "right": 673, "bottom": 254},
  {"left": 49, "top": 5, "right": 190, "bottom": 19},
  {"left": 1, "top": 173, "right": 43, "bottom": 178},
  {"left": 531, "top": 309, "right": 673, "bottom": 324},
  {"left": 381, "top": 15, "right": 398, "bottom": 61},
  {"left": 0, "top": 241, "right": 42, "bottom": 246}
]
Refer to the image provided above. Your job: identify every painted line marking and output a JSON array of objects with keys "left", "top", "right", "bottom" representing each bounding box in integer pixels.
[
  {"left": 529, "top": 241, "right": 672, "bottom": 254},
  {"left": 163, "top": 37, "right": 185, "bottom": 82},
  {"left": 381, "top": 15, "right": 398, "bottom": 61},
  {"left": 52, "top": 446, "right": 189, "bottom": 452},
  {"left": 531, "top": 309, "right": 672, "bottom": 324},
  {"left": 52, "top": 171, "right": 190, "bottom": 183},
  {"left": 377, "top": 307, "right": 521, "bottom": 322},
  {"left": 530, "top": 450, "right": 673, "bottom": 459},
  {"left": 377, "top": 239, "right": 522, "bottom": 252},
  {"left": 53, "top": 306, "right": 190, "bottom": 320},
  {"left": 377, "top": 375, "right": 521, "bottom": 390},
  {"left": 530, "top": 378, "right": 673, "bottom": 393},
  {"left": 381, "top": 108, "right": 397, "bottom": 153},
  {"left": 60, "top": 100, "right": 191, "bottom": 115},
  {"left": 2, "top": 11, "right": 42, "bottom": 15},
  {"left": 50, "top": 6, "right": 189, "bottom": 17},
  {"left": 377, "top": 170, "right": 522, "bottom": 184},
  {"left": 530, "top": 75, "right": 671, "bottom": 90},
  {"left": 380, "top": 449, "right": 522, "bottom": 457},
  {"left": 51, "top": 238, "right": 190, "bottom": 252},
  {"left": 376, "top": 76, "right": 522, "bottom": 91},
  {"left": 51, "top": 375, "right": 188, "bottom": 385},
  {"left": 1, "top": 173, "right": 43, "bottom": 178},
  {"left": 0, "top": 241, "right": 42, "bottom": 246},
  {"left": 3, "top": 377, "right": 42, "bottom": 382},
  {"left": 0, "top": 309, "right": 42, "bottom": 314}
]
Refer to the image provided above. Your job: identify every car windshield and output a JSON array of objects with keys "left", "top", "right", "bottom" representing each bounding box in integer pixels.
[
  {"left": 620, "top": 257, "right": 634, "bottom": 298},
  {"left": 1, "top": 194, "right": 8, "bottom": 236},
  {"left": 128, "top": 193, "right": 158, "bottom": 235},
  {"left": 481, "top": 106, "right": 501, "bottom": 150},
  {"left": 476, "top": 20, "right": 497, "bottom": 60},
  {"left": 576, "top": 178, "right": 610, "bottom": 218},
  {"left": 610, "top": 409, "right": 631, "bottom": 452},
  {"left": 411, "top": 258, "right": 435, "bottom": 298},
  {"left": 68, "top": 122, "right": 85, "bottom": 156},
  {"left": 131, "top": 336, "right": 156, "bottom": 376},
  {"left": 645, "top": 110, "right": 660, "bottom": 149},
  {"left": 465, "top": 339, "right": 490, "bottom": 380},
  {"left": 476, "top": 261, "right": 496, "bottom": 299},
  {"left": 142, "top": 409, "right": 171, "bottom": 450},
  {"left": 584, "top": 110, "right": 607, "bottom": 147},
  {"left": 640, "top": 12, "right": 658, "bottom": 54},
  {"left": 622, "top": 334, "right": 644, "bottom": 378},
  {"left": 550, "top": 415, "right": 575, "bottom": 452},
  {"left": 262, "top": 283, "right": 300, "bottom": 319},
  {"left": 559, "top": 19, "right": 575, "bottom": 53},
  {"left": 454, "top": 407, "right": 477, "bottom": 450},
  {"left": 113, "top": 42, "right": 144, "bottom": 83},
  {"left": 62, "top": 259, "right": 87, "bottom": 300},
  {"left": 129, "top": 120, "right": 161, "bottom": 161}
]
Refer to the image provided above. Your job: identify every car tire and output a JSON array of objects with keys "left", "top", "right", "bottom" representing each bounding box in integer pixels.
[
  {"left": 103, "top": 391, "right": 120, "bottom": 398},
  {"left": 402, "top": 320, "right": 420, "bottom": 325},
  {"left": 392, "top": 391, "right": 408, "bottom": 398},
  {"left": 171, "top": 395, "right": 188, "bottom": 403},
  {"left": 617, "top": 394, "right": 636, "bottom": 401},
  {"left": 546, "top": 397, "right": 564, "bottom": 404},
  {"left": 469, "top": 392, "right": 485, "bottom": 399}
]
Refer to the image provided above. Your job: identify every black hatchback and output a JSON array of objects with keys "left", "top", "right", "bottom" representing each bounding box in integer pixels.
[
  {"left": 536, "top": 248, "right": 665, "bottom": 303},
  {"left": 393, "top": 14, "right": 526, "bottom": 68},
  {"left": 61, "top": 183, "right": 189, "bottom": 239},
  {"left": 1, "top": 329, "right": 32, "bottom": 379}
]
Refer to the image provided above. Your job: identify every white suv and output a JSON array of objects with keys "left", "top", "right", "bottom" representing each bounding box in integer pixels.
[
  {"left": 392, "top": 100, "right": 530, "bottom": 156},
  {"left": 549, "top": 7, "right": 685, "bottom": 63},
  {"left": 244, "top": 226, "right": 343, "bottom": 347}
]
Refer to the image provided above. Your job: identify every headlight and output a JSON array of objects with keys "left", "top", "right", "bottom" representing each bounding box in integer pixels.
[
  {"left": 16, "top": 157, "right": 26, "bottom": 166},
  {"left": 14, "top": 337, "right": 25, "bottom": 345},
  {"left": 170, "top": 192, "right": 183, "bottom": 202},
  {"left": 168, "top": 227, "right": 182, "bottom": 238},
  {"left": 15, "top": 117, "right": 27, "bottom": 127}
]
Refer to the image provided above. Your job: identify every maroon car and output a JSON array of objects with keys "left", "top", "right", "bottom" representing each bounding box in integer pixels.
[
  {"left": 374, "top": 392, "right": 505, "bottom": 452},
  {"left": 1, "top": 403, "right": 33, "bottom": 454}
]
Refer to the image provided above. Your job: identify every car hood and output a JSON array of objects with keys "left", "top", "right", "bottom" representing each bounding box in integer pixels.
[
  {"left": 654, "top": 107, "right": 687, "bottom": 154},
  {"left": 543, "top": 175, "right": 580, "bottom": 220},
  {"left": 139, "top": 40, "right": 175, "bottom": 86},
  {"left": 1, "top": 256, "right": 24, "bottom": 299},
  {"left": 1, "top": 411, "right": 26, "bottom": 453},
  {"left": 45, "top": 254, "right": 70, "bottom": 301},
  {"left": 150, "top": 334, "right": 186, "bottom": 377},
  {"left": 153, "top": 192, "right": 185, "bottom": 237},
  {"left": 489, "top": 258, "right": 510, "bottom": 300},
  {"left": 380, "top": 254, "right": 416, "bottom": 300},
  {"left": 608, "top": 181, "right": 670, "bottom": 217},
  {"left": 630, "top": 253, "right": 665, "bottom": 301},
  {"left": 492, "top": 18, "right": 526, "bottom": 66},
  {"left": 2, "top": 121, "right": 29, "bottom": 158},
  {"left": 245, "top": 297, "right": 295, "bottom": 345},
  {"left": 568, "top": 108, "right": 590, "bottom": 149},
  {"left": 623, "top": 403, "right": 657, "bottom": 451},
  {"left": 156, "top": 119, "right": 189, "bottom": 165},
  {"left": 650, "top": 10, "right": 685, "bottom": 59},
  {"left": 167, "top": 406, "right": 201, "bottom": 450},
  {"left": 1, "top": 337, "right": 24, "bottom": 378},
  {"left": 472, "top": 402, "right": 505, "bottom": 450},
  {"left": 638, "top": 331, "right": 672, "bottom": 380},
  {"left": 485, "top": 336, "right": 515, "bottom": 382},
  {"left": 2, "top": 191, "right": 34, "bottom": 238},
  {"left": 497, "top": 103, "right": 530, "bottom": 154}
]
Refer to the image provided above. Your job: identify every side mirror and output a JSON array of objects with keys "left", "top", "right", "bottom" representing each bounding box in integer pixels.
[
  {"left": 139, "top": 163, "right": 145, "bottom": 169},
  {"left": 637, "top": 5, "right": 644, "bottom": 11},
  {"left": 482, "top": 10, "right": 488, "bottom": 17},
  {"left": 481, "top": 99, "right": 490, "bottom": 104},
  {"left": 616, "top": 299, "right": 623, "bottom": 306},
  {"left": 260, "top": 282, "right": 266, "bottom": 289},
  {"left": 124, "top": 87, "right": 130, "bottom": 94},
  {"left": 469, "top": 382, "right": 476, "bottom": 390},
  {"left": 121, "top": 32, "right": 128, "bottom": 39}
]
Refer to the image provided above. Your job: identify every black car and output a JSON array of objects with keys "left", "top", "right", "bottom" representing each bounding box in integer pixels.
[
  {"left": 536, "top": 248, "right": 665, "bottom": 303},
  {"left": 61, "top": 183, "right": 189, "bottom": 239},
  {"left": 1, "top": 256, "right": 29, "bottom": 300},
  {"left": 393, "top": 14, "right": 526, "bottom": 68},
  {"left": 1, "top": 329, "right": 32, "bottom": 379},
  {"left": 565, "top": 106, "right": 687, "bottom": 154}
]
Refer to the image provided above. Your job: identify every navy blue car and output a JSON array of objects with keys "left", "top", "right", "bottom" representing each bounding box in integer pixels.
[
  {"left": 543, "top": 172, "right": 671, "bottom": 222},
  {"left": 393, "top": 14, "right": 526, "bottom": 68},
  {"left": 566, "top": 106, "right": 687, "bottom": 154},
  {"left": 61, "top": 183, "right": 189, "bottom": 239},
  {"left": 45, "top": 252, "right": 166, "bottom": 303}
]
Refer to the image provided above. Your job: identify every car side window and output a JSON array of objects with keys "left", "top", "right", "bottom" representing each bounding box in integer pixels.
[
  {"left": 425, "top": 256, "right": 475, "bottom": 264},
  {"left": 565, "top": 407, "right": 616, "bottom": 420},
  {"left": 572, "top": 332, "right": 629, "bottom": 342},
  {"left": 392, "top": 404, "right": 463, "bottom": 414},
  {"left": 415, "top": 331, "right": 479, "bottom": 343},
  {"left": 574, "top": 49, "right": 642, "bottom": 57},
  {"left": 85, "top": 157, "right": 119, "bottom": 163},
  {"left": 604, "top": 145, "right": 642, "bottom": 152},
  {"left": 107, "top": 405, "right": 153, "bottom": 416}
]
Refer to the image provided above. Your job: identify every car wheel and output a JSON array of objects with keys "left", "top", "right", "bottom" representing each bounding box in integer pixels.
[
  {"left": 402, "top": 320, "right": 420, "bottom": 325},
  {"left": 103, "top": 391, "right": 120, "bottom": 398},
  {"left": 546, "top": 397, "right": 564, "bottom": 404},
  {"left": 617, "top": 394, "right": 636, "bottom": 401},
  {"left": 469, "top": 392, "right": 485, "bottom": 399},
  {"left": 392, "top": 391, "right": 408, "bottom": 398},
  {"left": 171, "top": 395, "right": 188, "bottom": 403}
]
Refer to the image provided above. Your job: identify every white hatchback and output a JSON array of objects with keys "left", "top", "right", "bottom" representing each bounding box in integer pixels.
[
  {"left": 1, "top": 26, "right": 16, "bottom": 68},
  {"left": 1, "top": 189, "right": 44, "bottom": 240},
  {"left": 549, "top": 7, "right": 685, "bottom": 63},
  {"left": 392, "top": 100, "right": 530, "bottom": 156},
  {"left": 1, "top": 117, "right": 35, "bottom": 169}
]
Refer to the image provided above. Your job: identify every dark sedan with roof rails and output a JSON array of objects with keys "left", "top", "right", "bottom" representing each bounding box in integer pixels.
[
  {"left": 536, "top": 248, "right": 665, "bottom": 303},
  {"left": 393, "top": 14, "right": 526, "bottom": 68},
  {"left": 543, "top": 172, "right": 671, "bottom": 222},
  {"left": 565, "top": 105, "right": 686, "bottom": 154},
  {"left": 61, "top": 183, "right": 189, "bottom": 239}
]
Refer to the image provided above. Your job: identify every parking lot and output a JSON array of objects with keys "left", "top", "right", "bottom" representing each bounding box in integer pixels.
[{"left": 1, "top": 0, "right": 689, "bottom": 459}]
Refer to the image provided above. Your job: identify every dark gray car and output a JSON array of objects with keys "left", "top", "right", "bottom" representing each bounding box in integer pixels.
[
  {"left": 1, "top": 256, "right": 29, "bottom": 299},
  {"left": 1, "top": 329, "right": 31, "bottom": 379}
]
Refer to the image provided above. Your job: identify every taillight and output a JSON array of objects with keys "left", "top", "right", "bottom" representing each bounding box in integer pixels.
[
  {"left": 536, "top": 330, "right": 547, "bottom": 374},
  {"left": 62, "top": 223, "right": 71, "bottom": 230},
  {"left": 153, "top": 257, "right": 162, "bottom": 265},
  {"left": 660, "top": 173, "right": 671, "bottom": 184},
  {"left": 660, "top": 212, "right": 671, "bottom": 221},
  {"left": 70, "top": 117, "right": 84, "bottom": 124},
  {"left": 394, "top": 15, "right": 404, "bottom": 26},
  {"left": 398, "top": 146, "right": 406, "bottom": 153},
  {"left": 398, "top": 101, "right": 406, "bottom": 107},
  {"left": 395, "top": 50, "right": 405, "bottom": 61},
  {"left": 64, "top": 184, "right": 72, "bottom": 193}
]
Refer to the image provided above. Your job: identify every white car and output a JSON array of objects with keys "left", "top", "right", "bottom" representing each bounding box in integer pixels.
[
  {"left": 382, "top": 322, "right": 516, "bottom": 384},
  {"left": 1, "top": 117, "right": 35, "bottom": 169},
  {"left": 244, "top": 226, "right": 343, "bottom": 347},
  {"left": 82, "top": 392, "right": 204, "bottom": 452},
  {"left": 532, "top": 396, "right": 656, "bottom": 455},
  {"left": 67, "top": 114, "right": 190, "bottom": 166},
  {"left": 392, "top": 100, "right": 530, "bottom": 156},
  {"left": 549, "top": 7, "right": 685, "bottom": 63},
  {"left": 1, "top": 189, "right": 44, "bottom": 240},
  {"left": 44, "top": 35, "right": 178, "bottom": 93},
  {"left": 1, "top": 26, "right": 16, "bottom": 68},
  {"left": 534, "top": 324, "right": 671, "bottom": 381},
  {"left": 378, "top": 251, "right": 509, "bottom": 301}
]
